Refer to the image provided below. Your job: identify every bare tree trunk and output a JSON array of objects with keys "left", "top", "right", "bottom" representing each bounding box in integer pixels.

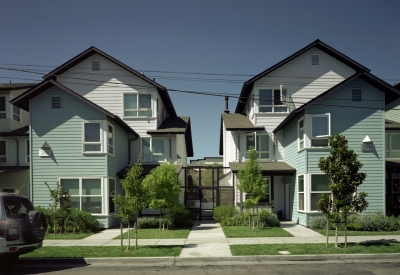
[
  {"left": 344, "top": 215, "right": 347, "bottom": 248},
  {"left": 256, "top": 206, "right": 259, "bottom": 229},
  {"left": 159, "top": 209, "right": 162, "bottom": 230},
  {"left": 335, "top": 223, "right": 339, "bottom": 248},
  {"left": 326, "top": 218, "right": 329, "bottom": 248},
  {"left": 135, "top": 212, "right": 139, "bottom": 251},
  {"left": 126, "top": 221, "right": 131, "bottom": 251},
  {"left": 120, "top": 221, "right": 123, "bottom": 251}
]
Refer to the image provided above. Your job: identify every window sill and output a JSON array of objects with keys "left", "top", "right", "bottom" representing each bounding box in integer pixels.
[
  {"left": 123, "top": 116, "right": 156, "bottom": 120},
  {"left": 83, "top": 152, "right": 107, "bottom": 155},
  {"left": 255, "top": 112, "right": 289, "bottom": 116}
]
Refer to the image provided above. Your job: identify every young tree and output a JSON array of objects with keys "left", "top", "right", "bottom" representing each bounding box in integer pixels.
[
  {"left": 318, "top": 134, "right": 369, "bottom": 248},
  {"left": 44, "top": 182, "right": 71, "bottom": 235},
  {"left": 237, "top": 148, "right": 268, "bottom": 229},
  {"left": 121, "top": 162, "right": 150, "bottom": 251},
  {"left": 143, "top": 163, "right": 182, "bottom": 230}
]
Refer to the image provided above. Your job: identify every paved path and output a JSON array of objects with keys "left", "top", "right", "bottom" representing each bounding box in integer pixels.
[{"left": 179, "top": 220, "right": 231, "bottom": 258}]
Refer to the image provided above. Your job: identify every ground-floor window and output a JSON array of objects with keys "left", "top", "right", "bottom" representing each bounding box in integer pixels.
[
  {"left": 60, "top": 177, "right": 117, "bottom": 215},
  {"left": 297, "top": 173, "right": 330, "bottom": 212}
]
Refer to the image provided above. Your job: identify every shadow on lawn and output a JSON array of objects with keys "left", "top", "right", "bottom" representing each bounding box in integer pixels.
[{"left": 340, "top": 240, "right": 399, "bottom": 248}]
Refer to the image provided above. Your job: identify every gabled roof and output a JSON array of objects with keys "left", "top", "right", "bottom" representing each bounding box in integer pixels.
[
  {"left": 386, "top": 119, "right": 400, "bottom": 130},
  {"left": 229, "top": 162, "right": 295, "bottom": 175},
  {"left": 273, "top": 72, "right": 400, "bottom": 134},
  {"left": 10, "top": 79, "right": 138, "bottom": 138},
  {"left": 0, "top": 83, "right": 38, "bottom": 90},
  {"left": 147, "top": 116, "right": 194, "bottom": 157},
  {"left": 219, "top": 113, "right": 265, "bottom": 155},
  {"left": 42, "top": 46, "right": 177, "bottom": 117},
  {"left": 235, "top": 39, "right": 371, "bottom": 114},
  {"left": 0, "top": 125, "right": 29, "bottom": 136}
]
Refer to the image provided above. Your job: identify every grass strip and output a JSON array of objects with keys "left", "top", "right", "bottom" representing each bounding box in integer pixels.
[
  {"left": 313, "top": 229, "right": 400, "bottom": 236},
  {"left": 222, "top": 226, "right": 293, "bottom": 238},
  {"left": 114, "top": 228, "right": 191, "bottom": 239},
  {"left": 20, "top": 246, "right": 182, "bottom": 258},
  {"left": 44, "top": 233, "right": 94, "bottom": 240},
  {"left": 230, "top": 242, "right": 400, "bottom": 256}
]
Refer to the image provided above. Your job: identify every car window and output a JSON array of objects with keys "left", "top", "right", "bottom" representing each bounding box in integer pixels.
[{"left": 2, "top": 196, "right": 34, "bottom": 218}]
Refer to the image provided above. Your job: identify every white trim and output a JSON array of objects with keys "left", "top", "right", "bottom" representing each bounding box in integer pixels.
[
  {"left": 107, "top": 123, "right": 115, "bottom": 156},
  {"left": 141, "top": 137, "right": 166, "bottom": 163},
  {"left": 123, "top": 92, "right": 153, "bottom": 118},
  {"left": 12, "top": 104, "right": 21, "bottom": 123},
  {"left": 245, "top": 132, "right": 270, "bottom": 160},
  {"left": 297, "top": 174, "right": 305, "bottom": 212},
  {"left": 298, "top": 117, "right": 304, "bottom": 151},
  {"left": 82, "top": 120, "right": 105, "bottom": 154},
  {"left": 297, "top": 173, "right": 330, "bottom": 213},
  {"left": 255, "top": 87, "right": 288, "bottom": 113}
]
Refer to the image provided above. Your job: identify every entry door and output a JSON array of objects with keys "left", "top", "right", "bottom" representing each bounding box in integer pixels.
[
  {"left": 200, "top": 188, "right": 216, "bottom": 219},
  {"left": 285, "top": 184, "right": 291, "bottom": 220}
]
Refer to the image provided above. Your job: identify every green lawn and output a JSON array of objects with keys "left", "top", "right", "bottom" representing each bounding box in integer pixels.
[
  {"left": 20, "top": 246, "right": 182, "bottom": 258},
  {"left": 44, "top": 233, "right": 94, "bottom": 240},
  {"left": 313, "top": 229, "right": 400, "bottom": 236},
  {"left": 114, "top": 228, "right": 191, "bottom": 239},
  {"left": 222, "top": 226, "right": 293, "bottom": 238},
  {"left": 230, "top": 242, "right": 400, "bottom": 256}
]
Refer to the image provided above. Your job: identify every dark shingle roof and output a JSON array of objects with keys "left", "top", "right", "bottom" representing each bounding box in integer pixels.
[
  {"left": 0, "top": 83, "right": 38, "bottom": 90},
  {"left": 0, "top": 125, "right": 29, "bottom": 136},
  {"left": 386, "top": 119, "right": 400, "bottom": 130},
  {"left": 0, "top": 166, "right": 29, "bottom": 174},
  {"left": 229, "top": 162, "right": 295, "bottom": 175},
  {"left": 147, "top": 116, "right": 193, "bottom": 157}
]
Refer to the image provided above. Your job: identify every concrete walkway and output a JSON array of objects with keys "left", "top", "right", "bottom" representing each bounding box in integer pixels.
[{"left": 179, "top": 220, "right": 231, "bottom": 257}]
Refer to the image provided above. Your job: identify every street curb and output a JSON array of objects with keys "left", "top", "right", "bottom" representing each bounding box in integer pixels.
[{"left": 18, "top": 253, "right": 400, "bottom": 267}]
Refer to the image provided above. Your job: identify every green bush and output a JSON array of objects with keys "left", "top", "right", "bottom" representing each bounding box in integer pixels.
[
  {"left": 258, "top": 210, "right": 280, "bottom": 227},
  {"left": 233, "top": 212, "right": 251, "bottom": 226},
  {"left": 213, "top": 205, "right": 237, "bottom": 226},
  {"left": 137, "top": 217, "right": 169, "bottom": 229},
  {"left": 36, "top": 206, "right": 101, "bottom": 233},
  {"left": 165, "top": 204, "right": 193, "bottom": 228}
]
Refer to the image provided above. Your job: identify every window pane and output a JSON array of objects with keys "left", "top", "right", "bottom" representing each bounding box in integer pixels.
[
  {"left": 108, "top": 125, "right": 113, "bottom": 154},
  {"left": 124, "top": 111, "right": 138, "bottom": 117},
  {"left": 311, "top": 174, "right": 330, "bottom": 191},
  {"left": 259, "top": 135, "right": 269, "bottom": 151},
  {"left": 13, "top": 105, "right": 20, "bottom": 115},
  {"left": 82, "top": 197, "right": 102, "bottom": 214},
  {"left": 311, "top": 193, "right": 324, "bottom": 211},
  {"left": 152, "top": 139, "right": 164, "bottom": 154},
  {"left": 109, "top": 197, "right": 115, "bottom": 213},
  {"left": 299, "top": 140, "right": 304, "bottom": 149},
  {"left": 61, "top": 179, "right": 80, "bottom": 195},
  {"left": 259, "top": 89, "right": 272, "bottom": 106},
  {"left": 312, "top": 116, "right": 328, "bottom": 137},
  {"left": 139, "top": 94, "right": 151, "bottom": 109},
  {"left": 0, "top": 97, "right": 5, "bottom": 111},
  {"left": 124, "top": 94, "right": 137, "bottom": 110},
  {"left": 84, "top": 123, "right": 100, "bottom": 142},
  {"left": 260, "top": 152, "right": 269, "bottom": 158},
  {"left": 142, "top": 138, "right": 151, "bottom": 155},
  {"left": 0, "top": 141, "right": 5, "bottom": 155},
  {"left": 298, "top": 175, "right": 304, "bottom": 192},
  {"left": 246, "top": 134, "right": 255, "bottom": 150},
  {"left": 259, "top": 106, "right": 272, "bottom": 112},
  {"left": 84, "top": 145, "right": 101, "bottom": 151},
  {"left": 274, "top": 107, "right": 287, "bottom": 112},
  {"left": 391, "top": 134, "right": 400, "bottom": 150},
  {"left": 82, "top": 179, "right": 101, "bottom": 195},
  {"left": 70, "top": 197, "right": 80, "bottom": 210},
  {"left": 298, "top": 194, "right": 304, "bottom": 211},
  {"left": 139, "top": 110, "right": 152, "bottom": 117},
  {"left": 311, "top": 139, "right": 328, "bottom": 147},
  {"left": 109, "top": 179, "right": 115, "bottom": 195}
]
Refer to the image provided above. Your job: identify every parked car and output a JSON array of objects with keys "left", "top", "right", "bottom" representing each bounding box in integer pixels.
[{"left": 0, "top": 193, "right": 47, "bottom": 265}]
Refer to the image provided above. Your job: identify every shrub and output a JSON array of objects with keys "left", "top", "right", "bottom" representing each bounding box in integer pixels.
[
  {"left": 233, "top": 212, "right": 251, "bottom": 226},
  {"left": 258, "top": 210, "right": 280, "bottom": 227},
  {"left": 137, "top": 217, "right": 169, "bottom": 229},
  {"left": 213, "top": 205, "right": 237, "bottom": 225},
  {"left": 165, "top": 204, "right": 193, "bottom": 228}
]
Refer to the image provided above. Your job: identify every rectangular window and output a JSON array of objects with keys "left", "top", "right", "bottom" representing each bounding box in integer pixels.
[
  {"left": 311, "top": 54, "right": 319, "bottom": 65},
  {"left": 258, "top": 86, "right": 287, "bottom": 113},
  {"left": 13, "top": 105, "right": 20, "bottom": 122},
  {"left": 351, "top": 88, "right": 362, "bottom": 102},
  {"left": 298, "top": 175, "right": 304, "bottom": 211},
  {"left": 298, "top": 118, "right": 304, "bottom": 150},
  {"left": 51, "top": 95, "right": 62, "bottom": 109},
  {"left": 108, "top": 124, "right": 114, "bottom": 155},
  {"left": 386, "top": 133, "right": 400, "bottom": 158},
  {"left": 83, "top": 122, "right": 102, "bottom": 153},
  {"left": 92, "top": 60, "right": 100, "bottom": 71},
  {"left": 245, "top": 133, "right": 269, "bottom": 159},
  {"left": 124, "top": 93, "right": 152, "bottom": 117},
  {"left": 0, "top": 96, "right": 6, "bottom": 119},
  {"left": 26, "top": 139, "right": 30, "bottom": 163},
  {"left": 0, "top": 141, "right": 6, "bottom": 163},
  {"left": 142, "top": 137, "right": 165, "bottom": 162},
  {"left": 310, "top": 174, "right": 330, "bottom": 211},
  {"left": 61, "top": 178, "right": 102, "bottom": 214},
  {"left": 109, "top": 178, "right": 116, "bottom": 213},
  {"left": 311, "top": 114, "right": 330, "bottom": 147}
]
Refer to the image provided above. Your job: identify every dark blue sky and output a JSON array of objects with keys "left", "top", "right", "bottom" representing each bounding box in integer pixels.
[{"left": 1, "top": 0, "right": 399, "bottom": 160}]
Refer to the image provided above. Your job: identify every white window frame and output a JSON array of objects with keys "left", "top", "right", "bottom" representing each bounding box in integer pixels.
[
  {"left": 310, "top": 114, "right": 330, "bottom": 147},
  {"left": 82, "top": 121, "right": 104, "bottom": 154},
  {"left": 351, "top": 88, "right": 362, "bottom": 102},
  {"left": 123, "top": 93, "right": 153, "bottom": 118},
  {"left": 92, "top": 60, "right": 100, "bottom": 71},
  {"left": 245, "top": 132, "right": 270, "bottom": 160},
  {"left": 386, "top": 132, "right": 400, "bottom": 158},
  {"left": 108, "top": 178, "right": 116, "bottom": 214},
  {"left": 12, "top": 105, "right": 21, "bottom": 122},
  {"left": 0, "top": 95, "right": 7, "bottom": 119},
  {"left": 297, "top": 173, "right": 331, "bottom": 213},
  {"left": 25, "top": 138, "right": 30, "bottom": 164},
  {"left": 60, "top": 177, "right": 104, "bottom": 215},
  {"left": 298, "top": 117, "right": 304, "bottom": 151},
  {"left": 141, "top": 137, "right": 166, "bottom": 163},
  {"left": 298, "top": 175, "right": 305, "bottom": 212},
  {"left": 51, "top": 95, "right": 63, "bottom": 109},
  {"left": 107, "top": 123, "right": 115, "bottom": 156},
  {"left": 256, "top": 86, "right": 288, "bottom": 113},
  {"left": 311, "top": 54, "right": 320, "bottom": 65},
  {"left": 0, "top": 140, "right": 7, "bottom": 164},
  {"left": 309, "top": 174, "right": 331, "bottom": 212}
]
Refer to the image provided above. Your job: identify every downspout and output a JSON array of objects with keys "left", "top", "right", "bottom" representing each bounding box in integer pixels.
[
  {"left": 238, "top": 130, "right": 240, "bottom": 162},
  {"left": 169, "top": 133, "right": 172, "bottom": 163},
  {"left": 11, "top": 135, "right": 19, "bottom": 166}
]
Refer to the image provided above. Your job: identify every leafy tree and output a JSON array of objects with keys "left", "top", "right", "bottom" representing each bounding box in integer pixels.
[
  {"left": 237, "top": 148, "right": 268, "bottom": 229},
  {"left": 318, "top": 134, "right": 369, "bottom": 248},
  {"left": 143, "top": 163, "right": 182, "bottom": 230},
  {"left": 44, "top": 181, "right": 71, "bottom": 235}
]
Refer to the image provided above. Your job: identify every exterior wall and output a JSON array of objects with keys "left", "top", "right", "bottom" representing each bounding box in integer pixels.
[
  {"left": 106, "top": 116, "right": 129, "bottom": 178},
  {"left": 30, "top": 86, "right": 107, "bottom": 206},
  {"left": 0, "top": 169, "right": 30, "bottom": 197},
  {"left": 0, "top": 89, "right": 30, "bottom": 131},
  {"left": 0, "top": 136, "right": 29, "bottom": 166}
]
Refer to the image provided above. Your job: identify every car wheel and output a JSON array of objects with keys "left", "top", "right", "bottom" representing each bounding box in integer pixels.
[{"left": 23, "top": 211, "right": 48, "bottom": 243}]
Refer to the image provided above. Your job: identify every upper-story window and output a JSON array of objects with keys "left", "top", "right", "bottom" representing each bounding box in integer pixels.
[
  {"left": 351, "top": 88, "right": 362, "bottom": 102},
  {"left": 311, "top": 114, "right": 330, "bottom": 147},
  {"left": 257, "top": 86, "right": 287, "bottom": 113},
  {"left": 0, "top": 96, "right": 6, "bottom": 119},
  {"left": 92, "top": 60, "right": 100, "bottom": 71},
  {"left": 311, "top": 54, "right": 319, "bottom": 65},
  {"left": 108, "top": 124, "right": 114, "bottom": 155},
  {"left": 0, "top": 140, "right": 6, "bottom": 163},
  {"left": 124, "top": 93, "right": 152, "bottom": 117},
  {"left": 386, "top": 132, "right": 400, "bottom": 158},
  {"left": 246, "top": 133, "right": 269, "bottom": 159},
  {"left": 142, "top": 137, "right": 165, "bottom": 162},
  {"left": 298, "top": 118, "right": 304, "bottom": 150},
  {"left": 13, "top": 105, "right": 21, "bottom": 122},
  {"left": 82, "top": 121, "right": 114, "bottom": 154}
]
